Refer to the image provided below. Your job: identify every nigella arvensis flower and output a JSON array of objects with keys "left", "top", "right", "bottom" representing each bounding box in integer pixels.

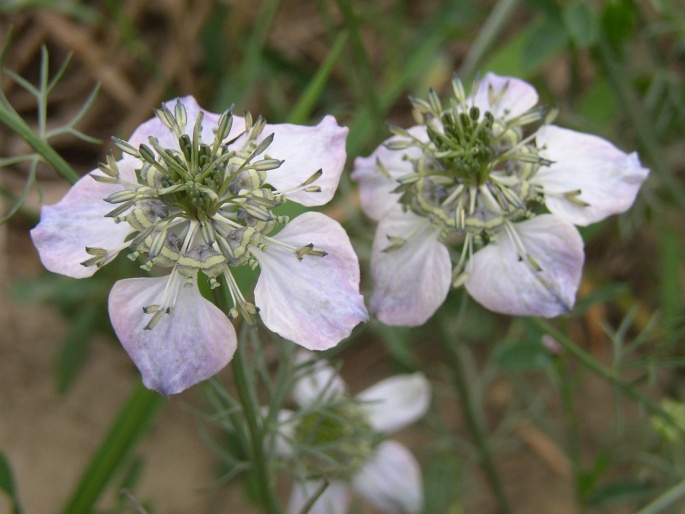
[
  {"left": 352, "top": 73, "right": 649, "bottom": 325},
  {"left": 274, "top": 352, "right": 430, "bottom": 514},
  {"left": 31, "top": 96, "right": 368, "bottom": 395}
]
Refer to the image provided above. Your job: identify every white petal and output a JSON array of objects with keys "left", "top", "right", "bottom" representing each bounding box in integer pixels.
[
  {"left": 370, "top": 209, "right": 451, "bottom": 326},
  {"left": 253, "top": 212, "right": 368, "bottom": 350},
  {"left": 356, "top": 373, "right": 430, "bottom": 433},
  {"left": 536, "top": 125, "right": 650, "bottom": 226},
  {"left": 352, "top": 440, "right": 423, "bottom": 514},
  {"left": 464, "top": 215, "right": 584, "bottom": 317},
  {"left": 30, "top": 166, "right": 135, "bottom": 278},
  {"left": 259, "top": 115, "right": 348, "bottom": 206},
  {"left": 288, "top": 480, "right": 350, "bottom": 514},
  {"left": 108, "top": 276, "right": 236, "bottom": 396},
  {"left": 470, "top": 72, "right": 539, "bottom": 121},
  {"left": 352, "top": 126, "right": 428, "bottom": 221},
  {"left": 292, "top": 352, "right": 347, "bottom": 408}
]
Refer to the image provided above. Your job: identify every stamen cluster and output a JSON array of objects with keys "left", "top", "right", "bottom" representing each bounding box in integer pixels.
[
  {"left": 85, "top": 101, "right": 324, "bottom": 328},
  {"left": 384, "top": 79, "right": 556, "bottom": 285}
]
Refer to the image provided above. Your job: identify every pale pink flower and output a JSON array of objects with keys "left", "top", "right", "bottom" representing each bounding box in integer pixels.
[
  {"left": 31, "top": 96, "right": 368, "bottom": 395},
  {"left": 276, "top": 354, "right": 430, "bottom": 514},
  {"left": 353, "top": 73, "right": 649, "bottom": 325}
]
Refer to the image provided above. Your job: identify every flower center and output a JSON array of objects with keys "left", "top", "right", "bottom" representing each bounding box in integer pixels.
[
  {"left": 378, "top": 79, "right": 562, "bottom": 285},
  {"left": 83, "top": 101, "right": 326, "bottom": 328},
  {"left": 387, "top": 83, "right": 553, "bottom": 245},
  {"left": 292, "top": 401, "right": 376, "bottom": 480}
]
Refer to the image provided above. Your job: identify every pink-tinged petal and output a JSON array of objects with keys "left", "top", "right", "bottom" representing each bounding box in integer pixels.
[
  {"left": 352, "top": 440, "right": 423, "bottom": 514},
  {"left": 292, "top": 351, "right": 347, "bottom": 408},
  {"left": 253, "top": 212, "right": 368, "bottom": 350},
  {"left": 288, "top": 480, "right": 350, "bottom": 514},
  {"left": 470, "top": 72, "right": 539, "bottom": 121},
  {"left": 108, "top": 276, "right": 236, "bottom": 396},
  {"left": 352, "top": 126, "right": 428, "bottom": 221},
  {"left": 536, "top": 125, "right": 650, "bottom": 226},
  {"left": 370, "top": 208, "right": 451, "bottom": 326},
  {"left": 30, "top": 167, "right": 135, "bottom": 278},
  {"left": 259, "top": 115, "right": 348, "bottom": 206},
  {"left": 465, "top": 215, "right": 584, "bottom": 317},
  {"left": 128, "top": 96, "right": 246, "bottom": 150},
  {"left": 356, "top": 373, "right": 430, "bottom": 434}
]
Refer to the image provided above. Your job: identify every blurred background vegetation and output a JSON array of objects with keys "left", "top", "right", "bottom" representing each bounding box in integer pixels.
[{"left": 1, "top": 0, "right": 684, "bottom": 513}]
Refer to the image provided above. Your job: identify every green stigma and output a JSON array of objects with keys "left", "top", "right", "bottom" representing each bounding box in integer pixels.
[{"left": 292, "top": 401, "right": 377, "bottom": 480}]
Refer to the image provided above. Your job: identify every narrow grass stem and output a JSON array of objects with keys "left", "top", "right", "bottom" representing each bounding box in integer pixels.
[
  {"left": 528, "top": 318, "right": 685, "bottom": 438},
  {"left": 334, "top": 0, "right": 385, "bottom": 135},
  {"left": 555, "top": 356, "right": 587, "bottom": 513},
  {"left": 598, "top": 40, "right": 685, "bottom": 213},
  {"left": 438, "top": 334, "right": 512, "bottom": 514},
  {"left": 458, "top": 0, "right": 522, "bottom": 79},
  {"left": 0, "top": 105, "right": 80, "bottom": 185},
  {"left": 59, "top": 384, "right": 165, "bottom": 514},
  {"left": 232, "top": 334, "right": 284, "bottom": 514},
  {"left": 635, "top": 476, "right": 685, "bottom": 514},
  {"left": 212, "top": 283, "right": 283, "bottom": 514}
]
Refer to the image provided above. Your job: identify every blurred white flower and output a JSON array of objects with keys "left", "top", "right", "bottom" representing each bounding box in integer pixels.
[
  {"left": 353, "top": 73, "right": 649, "bottom": 324},
  {"left": 277, "top": 354, "right": 430, "bottom": 514},
  {"left": 31, "top": 96, "right": 368, "bottom": 395}
]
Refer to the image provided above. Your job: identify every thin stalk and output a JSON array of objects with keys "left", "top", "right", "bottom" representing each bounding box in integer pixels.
[
  {"left": 334, "top": 0, "right": 384, "bottom": 135},
  {"left": 458, "top": 0, "right": 522, "bottom": 79},
  {"left": 635, "top": 477, "right": 685, "bottom": 514},
  {"left": 438, "top": 321, "right": 512, "bottom": 514},
  {"left": 528, "top": 318, "right": 685, "bottom": 438},
  {"left": 59, "top": 384, "right": 165, "bottom": 514},
  {"left": 212, "top": 284, "right": 283, "bottom": 514},
  {"left": 0, "top": 106, "right": 79, "bottom": 184},
  {"left": 286, "top": 31, "right": 348, "bottom": 125},
  {"left": 232, "top": 330, "right": 284, "bottom": 514},
  {"left": 555, "top": 355, "right": 586, "bottom": 513},
  {"left": 597, "top": 40, "right": 685, "bottom": 213}
]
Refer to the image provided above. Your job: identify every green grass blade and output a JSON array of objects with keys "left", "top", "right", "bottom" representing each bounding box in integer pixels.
[
  {"left": 0, "top": 451, "right": 24, "bottom": 514},
  {"left": 59, "top": 383, "right": 165, "bottom": 514},
  {"left": 287, "top": 31, "right": 348, "bottom": 125}
]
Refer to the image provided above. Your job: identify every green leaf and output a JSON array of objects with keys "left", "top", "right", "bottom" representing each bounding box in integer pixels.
[
  {"left": 56, "top": 304, "right": 99, "bottom": 393},
  {"left": 562, "top": 2, "right": 599, "bottom": 48},
  {"left": 287, "top": 31, "right": 348, "bottom": 125},
  {"left": 422, "top": 453, "right": 462, "bottom": 514},
  {"left": 494, "top": 339, "right": 552, "bottom": 372},
  {"left": 577, "top": 78, "right": 617, "bottom": 129},
  {"left": 588, "top": 478, "right": 652, "bottom": 506},
  {"left": 521, "top": 18, "right": 570, "bottom": 74},
  {"left": 60, "top": 383, "right": 165, "bottom": 514},
  {"left": 601, "top": 0, "right": 636, "bottom": 48},
  {"left": 0, "top": 451, "right": 24, "bottom": 514},
  {"left": 484, "top": 17, "right": 569, "bottom": 78}
]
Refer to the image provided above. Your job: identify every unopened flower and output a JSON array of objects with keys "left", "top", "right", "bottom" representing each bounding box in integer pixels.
[
  {"left": 353, "top": 73, "right": 649, "bottom": 325},
  {"left": 31, "top": 96, "right": 368, "bottom": 395},
  {"left": 276, "top": 353, "right": 430, "bottom": 514}
]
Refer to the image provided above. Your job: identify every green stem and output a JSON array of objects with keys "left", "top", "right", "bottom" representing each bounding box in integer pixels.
[
  {"left": 527, "top": 318, "right": 685, "bottom": 438},
  {"left": 635, "top": 477, "right": 685, "bottom": 514},
  {"left": 438, "top": 334, "right": 512, "bottom": 514},
  {"left": 0, "top": 105, "right": 80, "bottom": 185},
  {"left": 555, "top": 355, "right": 586, "bottom": 512},
  {"left": 334, "top": 0, "right": 385, "bottom": 135},
  {"left": 60, "top": 383, "right": 165, "bottom": 514},
  {"left": 232, "top": 331, "right": 284, "bottom": 514},
  {"left": 597, "top": 40, "right": 685, "bottom": 213},
  {"left": 212, "top": 283, "right": 283, "bottom": 514},
  {"left": 458, "top": 0, "right": 522, "bottom": 79}
]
